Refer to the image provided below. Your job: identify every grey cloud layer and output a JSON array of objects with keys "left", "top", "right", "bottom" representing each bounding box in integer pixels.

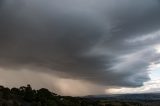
[{"left": 0, "top": 0, "right": 160, "bottom": 87}]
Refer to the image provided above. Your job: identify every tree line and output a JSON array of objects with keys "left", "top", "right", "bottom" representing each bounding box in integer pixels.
[{"left": 0, "top": 85, "right": 99, "bottom": 106}]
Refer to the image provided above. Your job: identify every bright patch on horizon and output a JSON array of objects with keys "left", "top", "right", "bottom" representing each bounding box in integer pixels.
[
  {"left": 155, "top": 45, "right": 160, "bottom": 53},
  {"left": 106, "top": 79, "right": 160, "bottom": 94}
]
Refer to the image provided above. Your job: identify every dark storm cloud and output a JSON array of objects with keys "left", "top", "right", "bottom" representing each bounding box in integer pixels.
[{"left": 0, "top": 0, "right": 160, "bottom": 87}]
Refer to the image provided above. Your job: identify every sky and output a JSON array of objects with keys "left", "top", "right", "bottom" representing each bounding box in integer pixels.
[{"left": 0, "top": 0, "right": 160, "bottom": 96}]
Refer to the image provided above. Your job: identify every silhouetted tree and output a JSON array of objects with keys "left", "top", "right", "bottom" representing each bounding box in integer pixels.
[
  {"left": 23, "top": 84, "right": 35, "bottom": 102},
  {"left": 11, "top": 87, "right": 20, "bottom": 96},
  {"left": 2, "top": 87, "right": 10, "bottom": 100}
]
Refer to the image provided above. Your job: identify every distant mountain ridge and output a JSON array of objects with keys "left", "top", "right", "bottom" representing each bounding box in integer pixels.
[{"left": 86, "top": 93, "right": 160, "bottom": 101}]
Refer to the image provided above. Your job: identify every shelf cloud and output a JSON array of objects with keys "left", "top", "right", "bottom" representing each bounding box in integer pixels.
[{"left": 0, "top": 0, "right": 160, "bottom": 93}]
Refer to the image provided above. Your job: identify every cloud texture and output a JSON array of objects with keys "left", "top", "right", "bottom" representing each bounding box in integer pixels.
[{"left": 0, "top": 0, "right": 160, "bottom": 91}]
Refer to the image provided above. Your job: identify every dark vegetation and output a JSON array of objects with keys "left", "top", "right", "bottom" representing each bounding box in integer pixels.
[
  {"left": 0, "top": 85, "right": 99, "bottom": 106},
  {"left": 0, "top": 85, "right": 160, "bottom": 106}
]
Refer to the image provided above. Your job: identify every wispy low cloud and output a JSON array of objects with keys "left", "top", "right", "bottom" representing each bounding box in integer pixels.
[
  {"left": 107, "top": 61, "right": 160, "bottom": 94},
  {"left": 0, "top": 0, "right": 160, "bottom": 95}
]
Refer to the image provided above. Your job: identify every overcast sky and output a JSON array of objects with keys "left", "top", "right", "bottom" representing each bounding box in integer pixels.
[{"left": 0, "top": 0, "right": 160, "bottom": 96}]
